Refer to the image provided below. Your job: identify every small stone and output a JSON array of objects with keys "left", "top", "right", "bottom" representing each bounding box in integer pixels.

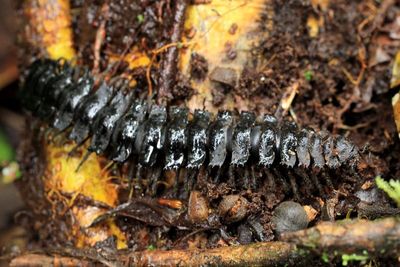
[
  {"left": 218, "top": 195, "right": 249, "bottom": 223},
  {"left": 271, "top": 201, "right": 308, "bottom": 236},
  {"left": 209, "top": 67, "right": 238, "bottom": 88}
]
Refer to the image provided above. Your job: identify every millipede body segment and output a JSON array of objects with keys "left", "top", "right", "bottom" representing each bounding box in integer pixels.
[{"left": 21, "top": 59, "right": 363, "bottom": 198}]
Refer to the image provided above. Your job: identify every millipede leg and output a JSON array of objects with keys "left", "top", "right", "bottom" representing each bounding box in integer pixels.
[
  {"left": 213, "top": 167, "right": 224, "bottom": 184},
  {"left": 52, "top": 130, "right": 67, "bottom": 146},
  {"left": 263, "top": 169, "right": 276, "bottom": 190},
  {"left": 310, "top": 171, "right": 325, "bottom": 196},
  {"left": 172, "top": 169, "right": 180, "bottom": 198},
  {"left": 294, "top": 169, "right": 313, "bottom": 195},
  {"left": 227, "top": 165, "right": 236, "bottom": 187},
  {"left": 249, "top": 165, "right": 258, "bottom": 191},
  {"left": 243, "top": 167, "right": 251, "bottom": 190},
  {"left": 149, "top": 167, "right": 162, "bottom": 197},
  {"left": 321, "top": 170, "right": 334, "bottom": 189},
  {"left": 53, "top": 127, "right": 74, "bottom": 145},
  {"left": 287, "top": 170, "right": 300, "bottom": 200},
  {"left": 127, "top": 161, "right": 136, "bottom": 199},
  {"left": 101, "top": 161, "right": 115, "bottom": 175},
  {"left": 135, "top": 164, "right": 144, "bottom": 196},
  {"left": 67, "top": 136, "right": 89, "bottom": 159},
  {"left": 188, "top": 169, "right": 198, "bottom": 191},
  {"left": 75, "top": 150, "right": 91, "bottom": 172},
  {"left": 273, "top": 168, "right": 290, "bottom": 193},
  {"left": 182, "top": 169, "right": 197, "bottom": 199},
  {"left": 179, "top": 169, "right": 189, "bottom": 199}
]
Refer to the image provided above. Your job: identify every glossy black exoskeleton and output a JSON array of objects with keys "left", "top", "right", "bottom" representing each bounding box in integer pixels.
[
  {"left": 257, "top": 115, "right": 278, "bottom": 167},
  {"left": 231, "top": 112, "right": 255, "bottom": 166},
  {"left": 335, "top": 135, "right": 359, "bottom": 167},
  {"left": 69, "top": 81, "right": 114, "bottom": 144},
  {"left": 22, "top": 59, "right": 50, "bottom": 105},
  {"left": 164, "top": 107, "right": 189, "bottom": 170},
  {"left": 37, "top": 62, "right": 75, "bottom": 121},
  {"left": 296, "top": 128, "right": 311, "bottom": 168},
  {"left": 187, "top": 110, "right": 211, "bottom": 169},
  {"left": 279, "top": 121, "right": 298, "bottom": 168},
  {"left": 88, "top": 88, "right": 134, "bottom": 155},
  {"left": 309, "top": 130, "right": 325, "bottom": 169},
  {"left": 322, "top": 133, "right": 340, "bottom": 169},
  {"left": 23, "top": 59, "right": 58, "bottom": 112},
  {"left": 52, "top": 69, "right": 94, "bottom": 131},
  {"left": 110, "top": 100, "right": 148, "bottom": 163},
  {"left": 137, "top": 105, "right": 167, "bottom": 167},
  {"left": 22, "top": 58, "right": 364, "bottom": 200},
  {"left": 208, "top": 111, "right": 233, "bottom": 168}
]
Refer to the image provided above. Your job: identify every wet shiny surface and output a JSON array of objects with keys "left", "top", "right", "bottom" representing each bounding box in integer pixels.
[
  {"left": 110, "top": 100, "right": 148, "bottom": 163},
  {"left": 187, "top": 110, "right": 211, "bottom": 168},
  {"left": 231, "top": 112, "right": 255, "bottom": 166},
  {"left": 139, "top": 105, "right": 167, "bottom": 167},
  {"left": 164, "top": 107, "right": 189, "bottom": 169},
  {"left": 69, "top": 82, "right": 113, "bottom": 144},
  {"left": 52, "top": 72, "right": 93, "bottom": 131},
  {"left": 23, "top": 59, "right": 361, "bottom": 173},
  {"left": 296, "top": 129, "right": 311, "bottom": 168},
  {"left": 258, "top": 117, "right": 277, "bottom": 167},
  {"left": 209, "top": 111, "right": 233, "bottom": 167},
  {"left": 89, "top": 89, "right": 134, "bottom": 155}
]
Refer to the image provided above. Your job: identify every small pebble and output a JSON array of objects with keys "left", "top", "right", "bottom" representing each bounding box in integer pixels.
[
  {"left": 271, "top": 201, "right": 308, "bottom": 236},
  {"left": 218, "top": 195, "right": 249, "bottom": 223}
]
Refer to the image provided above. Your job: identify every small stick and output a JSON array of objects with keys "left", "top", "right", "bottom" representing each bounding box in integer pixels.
[
  {"left": 9, "top": 218, "right": 400, "bottom": 266},
  {"left": 157, "top": 0, "right": 188, "bottom": 103},
  {"left": 10, "top": 242, "right": 300, "bottom": 267},
  {"left": 93, "top": 2, "right": 109, "bottom": 74},
  {"left": 281, "top": 217, "right": 400, "bottom": 256}
]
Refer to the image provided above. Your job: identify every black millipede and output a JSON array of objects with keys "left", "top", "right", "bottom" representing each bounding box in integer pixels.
[{"left": 20, "top": 58, "right": 365, "bottom": 199}]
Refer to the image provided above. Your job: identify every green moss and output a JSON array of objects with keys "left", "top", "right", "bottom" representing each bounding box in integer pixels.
[
  {"left": 304, "top": 70, "right": 313, "bottom": 81},
  {"left": 341, "top": 251, "right": 369, "bottom": 266},
  {"left": 137, "top": 14, "right": 145, "bottom": 23},
  {"left": 0, "top": 130, "right": 14, "bottom": 163},
  {"left": 147, "top": 244, "right": 156, "bottom": 251},
  {"left": 375, "top": 176, "right": 400, "bottom": 207},
  {"left": 321, "top": 251, "right": 329, "bottom": 263},
  {"left": 0, "top": 130, "right": 20, "bottom": 184}
]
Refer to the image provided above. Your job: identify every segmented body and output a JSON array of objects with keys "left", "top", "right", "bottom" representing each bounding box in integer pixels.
[{"left": 21, "top": 59, "right": 362, "bottom": 198}]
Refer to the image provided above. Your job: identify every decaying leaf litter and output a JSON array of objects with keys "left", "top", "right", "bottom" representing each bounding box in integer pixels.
[{"left": 7, "top": 0, "right": 400, "bottom": 266}]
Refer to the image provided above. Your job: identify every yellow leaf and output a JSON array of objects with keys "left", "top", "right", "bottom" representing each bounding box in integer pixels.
[{"left": 391, "top": 51, "right": 400, "bottom": 88}]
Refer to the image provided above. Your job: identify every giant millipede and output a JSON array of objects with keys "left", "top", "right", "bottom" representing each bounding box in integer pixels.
[{"left": 20, "top": 58, "right": 364, "bottom": 199}]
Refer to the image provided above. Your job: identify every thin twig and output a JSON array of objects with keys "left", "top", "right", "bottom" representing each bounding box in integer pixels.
[
  {"left": 281, "top": 217, "right": 400, "bottom": 256},
  {"left": 157, "top": 0, "right": 188, "bottom": 103},
  {"left": 93, "top": 2, "right": 109, "bottom": 74},
  {"left": 10, "top": 242, "right": 300, "bottom": 267},
  {"left": 147, "top": 42, "right": 181, "bottom": 98}
]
